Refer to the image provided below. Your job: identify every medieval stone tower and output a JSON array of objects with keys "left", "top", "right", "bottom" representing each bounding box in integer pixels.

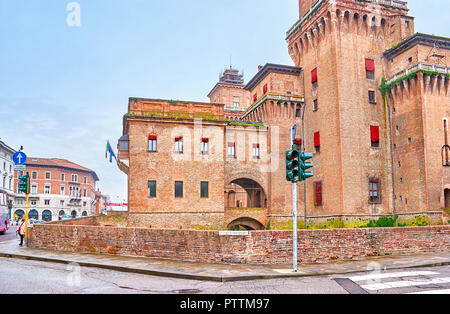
[{"left": 286, "top": 0, "right": 449, "bottom": 215}]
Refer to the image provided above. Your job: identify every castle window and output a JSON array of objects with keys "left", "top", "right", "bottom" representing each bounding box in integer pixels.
[
  {"left": 32, "top": 171, "right": 37, "bottom": 180},
  {"left": 253, "top": 144, "right": 260, "bottom": 159},
  {"left": 313, "top": 99, "right": 319, "bottom": 112},
  {"left": 296, "top": 105, "right": 302, "bottom": 118},
  {"left": 294, "top": 139, "right": 302, "bottom": 151},
  {"left": 228, "top": 143, "right": 236, "bottom": 158},
  {"left": 175, "top": 181, "right": 183, "bottom": 198},
  {"left": 201, "top": 138, "right": 209, "bottom": 154},
  {"left": 148, "top": 181, "right": 156, "bottom": 198},
  {"left": 408, "top": 137, "right": 412, "bottom": 145},
  {"left": 148, "top": 136, "right": 157, "bottom": 152},
  {"left": 46, "top": 172, "right": 51, "bottom": 180},
  {"left": 263, "top": 84, "right": 268, "bottom": 94},
  {"left": 253, "top": 93, "right": 257, "bottom": 102},
  {"left": 201, "top": 182, "right": 209, "bottom": 198},
  {"left": 311, "top": 68, "right": 318, "bottom": 88},
  {"left": 408, "top": 57, "right": 413, "bottom": 64},
  {"left": 368, "top": 90, "right": 376, "bottom": 104},
  {"left": 369, "top": 179, "right": 381, "bottom": 204},
  {"left": 174, "top": 137, "right": 183, "bottom": 153},
  {"left": 371, "top": 125, "right": 380, "bottom": 147},
  {"left": 365, "top": 59, "right": 375, "bottom": 80},
  {"left": 314, "top": 182, "right": 323, "bottom": 206},
  {"left": 314, "top": 132, "right": 320, "bottom": 152}
]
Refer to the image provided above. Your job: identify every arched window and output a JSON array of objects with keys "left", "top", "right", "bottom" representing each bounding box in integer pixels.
[
  {"left": 71, "top": 210, "right": 77, "bottom": 219},
  {"left": 42, "top": 210, "right": 52, "bottom": 222},
  {"left": 14, "top": 210, "right": 25, "bottom": 221},
  {"left": 29, "top": 210, "right": 39, "bottom": 220}
]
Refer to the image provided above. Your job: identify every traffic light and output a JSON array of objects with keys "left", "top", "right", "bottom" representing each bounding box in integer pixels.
[
  {"left": 299, "top": 152, "right": 314, "bottom": 181},
  {"left": 18, "top": 173, "right": 30, "bottom": 194},
  {"left": 286, "top": 149, "right": 300, "bottom": 182}
]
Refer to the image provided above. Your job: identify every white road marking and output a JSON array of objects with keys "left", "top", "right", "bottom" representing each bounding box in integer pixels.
[
  {"left": 349, "top": 271, "right": 438, "bottom": 282},
  {"left": 362, "top": 277, "right": 450, "bottom": 291},
  {"left": 408, "top": 289, "right": 450, "bottom": 294}
]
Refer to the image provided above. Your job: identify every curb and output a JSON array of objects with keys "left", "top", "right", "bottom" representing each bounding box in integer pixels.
[{"left": 1, "top": 251, "right": 449, "bottom": 283}]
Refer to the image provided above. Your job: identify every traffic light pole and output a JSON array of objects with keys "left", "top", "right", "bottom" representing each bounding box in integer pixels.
[
  {"left": 25, "top": 193, "right": 29, "bottom": 244},
  {"left": 292, "top": 180, "right": 298, "bottom": 272}
]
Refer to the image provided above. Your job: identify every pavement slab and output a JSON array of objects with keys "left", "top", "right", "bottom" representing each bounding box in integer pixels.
[{"left": 0, "top": 240, "right": 449, "bottom": 282}]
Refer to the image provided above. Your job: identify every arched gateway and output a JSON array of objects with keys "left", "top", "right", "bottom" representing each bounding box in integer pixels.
[{"left": 224, "top": 178, "right": 267, "bottom": 230}]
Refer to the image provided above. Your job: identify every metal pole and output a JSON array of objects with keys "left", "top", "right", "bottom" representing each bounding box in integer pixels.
[
  {"left": 293, "top": 181, "right": 298, "bottom": 272},
  {"left": 24, "top": 193, "right": 29, "bottom": 245}
]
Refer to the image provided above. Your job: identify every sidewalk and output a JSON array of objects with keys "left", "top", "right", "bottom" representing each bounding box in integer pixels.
[{"left": 0, "top": 240, "right": 449, "bottom": 282}]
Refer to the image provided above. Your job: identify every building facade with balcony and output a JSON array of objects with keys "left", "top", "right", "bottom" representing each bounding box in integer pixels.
[{"left": 13, "top": 158, "right": 99, "bottom": 221}]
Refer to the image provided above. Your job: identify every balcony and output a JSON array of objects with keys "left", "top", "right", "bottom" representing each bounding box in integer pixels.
[{"left": 386, "top": 62, "right": 450, "bottom": 85}]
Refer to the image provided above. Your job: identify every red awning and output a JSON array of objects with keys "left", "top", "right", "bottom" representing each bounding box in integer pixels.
[
  {"left": 365, "top": 59, "right": 375, "bottom": 72},
  {"left": 175, "top": 137, "right": 183, "bottom": 142},
  {"left": 201, "top": 138, "right": 209, "bottom": 143},
  {"left": 294, "top": 139, "right": 302, "bottom": 145},
  {"left": 148, "top": 135, "right": 157, "bottom": 140}
]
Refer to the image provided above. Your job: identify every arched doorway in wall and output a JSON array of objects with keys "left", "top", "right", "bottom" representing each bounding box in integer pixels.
[
  {"left": 227, "top": 217, "right": 265, "bottom": 231},
  {"left": 42, "top": 210, "right": 52, "bottom": 222},
  {"left": 82, "top": 211, "right": 88, "bottom": 217},
  {"left": 224, "top": 178, "right": 266, "bottom": 209},
  {"left": 71, "top": 210, "right": 77, "bottom": 219},
  {"left": 58, "top": 210, "right": 65, "bottom": 220}
]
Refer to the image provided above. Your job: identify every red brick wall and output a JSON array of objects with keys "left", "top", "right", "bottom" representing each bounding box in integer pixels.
[{"left": 28, "top": 222, "right": 450, "bottom": 264}]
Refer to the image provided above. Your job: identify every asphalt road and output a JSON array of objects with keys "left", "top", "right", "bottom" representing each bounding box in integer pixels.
[{"left": 0, "top": 256, "right": 448, "bottom": 295}]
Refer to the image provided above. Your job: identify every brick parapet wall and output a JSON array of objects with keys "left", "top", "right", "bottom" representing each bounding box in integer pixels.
[{"left": 28, "top": 222, "right": 450, "bottom": 265}]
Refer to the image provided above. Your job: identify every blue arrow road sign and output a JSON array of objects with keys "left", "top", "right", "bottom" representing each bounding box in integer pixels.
[{"left": 12, "top": 152, "right": 27, "bottom": 165}]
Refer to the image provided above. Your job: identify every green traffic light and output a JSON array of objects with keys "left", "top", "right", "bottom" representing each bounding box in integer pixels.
[
  {"left": 18, "top": 174, "right": 30, "bottom": 194},
  {"left": 286, "top": 149, "right": 300, "bottom": 182},
  {"left": 299, "top": 152, "right": 314, "bottom": 182}
]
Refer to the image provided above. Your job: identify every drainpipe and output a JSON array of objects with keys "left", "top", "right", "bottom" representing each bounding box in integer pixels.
[
  {"left": 386, "top": 93, "right": 397, "bottom": 226},
  {"left": 301, "top": 68, "right": 307, "bottom": 229}
]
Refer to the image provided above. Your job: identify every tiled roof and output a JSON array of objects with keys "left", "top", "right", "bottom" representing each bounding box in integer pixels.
[{"left": 25, "top": 158, "right": 99, "bottom": 181}]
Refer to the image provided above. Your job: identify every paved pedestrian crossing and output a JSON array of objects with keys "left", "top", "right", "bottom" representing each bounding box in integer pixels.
[{"left": 334, "top": 267, "right": 450, "bottom": 294}]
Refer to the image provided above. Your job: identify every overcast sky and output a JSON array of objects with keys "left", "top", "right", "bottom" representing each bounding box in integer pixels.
[{"left": 0, "top": 0, "right": 448, "bottom": 201}]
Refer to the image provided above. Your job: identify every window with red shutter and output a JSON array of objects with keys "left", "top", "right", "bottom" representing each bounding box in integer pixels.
[
  {"left": 148, "top": 135, "right": 157, "bottom": 152},
  {"left": 253, "top": 94, "right": 257, "bottom": 101},
  {"left": 315, "top": 182, "right": 323, "bottom": 206},
  {"left": 263, "top": 84, "right": 268, "bottom": 94},
  {"left": 294, "top": 138, "right": 302, "bottom": 151},
  {"left": 314, "top": 132, "right": 320, "bottom": 148},
  {"left": 370, "top": 126, "right": 380, "bottom": 147},
  {"left": 311, "top": 68, "right": 318, "bottom": 84},
  {"left": 366, "top": 59, "right": 375, "bottom": 79}
]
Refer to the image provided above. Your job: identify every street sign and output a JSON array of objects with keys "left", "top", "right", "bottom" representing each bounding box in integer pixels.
[
  {"left": 12, "top": 152, "right": 27, "bottom": 165},
  {"left": 14, "top": 165, "right": 26, "bottom": 171}
]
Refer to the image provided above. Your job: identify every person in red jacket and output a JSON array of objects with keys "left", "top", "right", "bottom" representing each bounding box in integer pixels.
[{"left": 17, "top": 217, "right": 26, "bottom": 246}]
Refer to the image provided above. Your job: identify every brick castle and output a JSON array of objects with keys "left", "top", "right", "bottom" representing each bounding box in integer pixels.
[{"left": 117, "top": 0, "right": 450, "bottom": 230}]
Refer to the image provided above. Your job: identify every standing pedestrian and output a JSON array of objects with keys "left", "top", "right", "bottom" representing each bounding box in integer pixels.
[{"left": 17, "top": 217, "right": 26, "bottom": 246}]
